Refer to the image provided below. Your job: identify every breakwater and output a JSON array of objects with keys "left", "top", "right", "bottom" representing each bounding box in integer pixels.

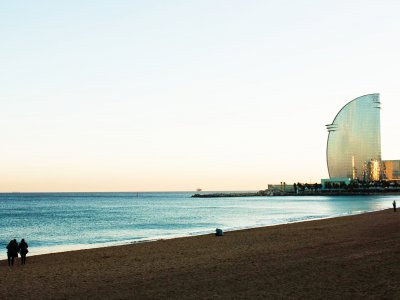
[
  {"left": 192, "top": 189, "right": 400, "bottom": 198},
  {"left": 192, "top": 192, "right": 260, "bottom": 198}
]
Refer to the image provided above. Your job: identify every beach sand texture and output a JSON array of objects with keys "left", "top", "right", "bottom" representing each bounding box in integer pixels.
[{"left": 1, "top": 209, "right": 399, "bottom": 299}]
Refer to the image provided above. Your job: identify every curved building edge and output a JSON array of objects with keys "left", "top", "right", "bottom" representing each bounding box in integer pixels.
[{"left": 326, "top": 93, "right": 381, "bottom": 180}]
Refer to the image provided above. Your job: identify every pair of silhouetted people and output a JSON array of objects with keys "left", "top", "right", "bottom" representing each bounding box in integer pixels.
[
  {"left": 393, "top": 200, "right": 397, "bottom": 212},
  {"left": 6, "top": 238, "right": 28, "bottom": 266}
]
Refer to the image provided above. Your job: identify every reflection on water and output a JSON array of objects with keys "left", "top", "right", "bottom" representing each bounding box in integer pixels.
[{"left": 0, "top": 193, "right": 395, "bottom": 258}]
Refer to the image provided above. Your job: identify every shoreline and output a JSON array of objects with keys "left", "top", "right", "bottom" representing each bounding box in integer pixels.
[
  {"left": 1, "top": 209, "right": 379, "bottom": 261},
  {"left": 1, "top": 207, "right": 385, "bottom": 260},
  {"left": 1, "top": 208, "right": 399, "bottom": 299}
]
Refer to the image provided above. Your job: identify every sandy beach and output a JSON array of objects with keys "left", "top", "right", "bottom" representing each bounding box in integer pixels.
[{"left": 1, "top": 209, "right": 399, "bottom": 299}]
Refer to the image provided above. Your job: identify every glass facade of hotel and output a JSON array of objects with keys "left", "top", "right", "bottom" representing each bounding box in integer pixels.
[{"left": 326, "top": 94, "right": 381, "bottom": 180}]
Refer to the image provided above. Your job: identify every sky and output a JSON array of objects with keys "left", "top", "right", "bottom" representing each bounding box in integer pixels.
[{"left": 1, "top": 0, "right": 400, "bottom": 192}]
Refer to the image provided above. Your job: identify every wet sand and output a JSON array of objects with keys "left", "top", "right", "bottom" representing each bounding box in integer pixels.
[{"left": 1, "top": 209, "right": 399, "bottom": 299}]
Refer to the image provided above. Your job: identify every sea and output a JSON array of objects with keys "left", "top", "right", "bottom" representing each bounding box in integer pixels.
[{"left": 0, "top": 192, "right": 396, "bottom": 259}]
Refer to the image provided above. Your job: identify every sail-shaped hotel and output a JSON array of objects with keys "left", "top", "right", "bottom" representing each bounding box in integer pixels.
[{"left": 325, "top": 93, "right": 400, "bottom": 182}]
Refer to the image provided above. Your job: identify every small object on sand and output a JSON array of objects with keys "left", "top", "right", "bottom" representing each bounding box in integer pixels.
[{"left": 215, "top": 228, "right": 224, "bottom": 236}]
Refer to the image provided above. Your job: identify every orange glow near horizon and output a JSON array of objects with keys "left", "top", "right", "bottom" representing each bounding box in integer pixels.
[{"left": 2, "top": 2, "right": 400, "bottom": 192}]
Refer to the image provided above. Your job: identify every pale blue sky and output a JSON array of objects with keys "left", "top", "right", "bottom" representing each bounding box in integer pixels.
[{"left": 1, "top": 1, "right": 400, "bottom": 191}]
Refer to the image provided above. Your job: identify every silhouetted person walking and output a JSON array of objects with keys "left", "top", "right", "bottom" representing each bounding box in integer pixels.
[
  {"left": 18, "top": 239, "right": 28, "bottom": 265},
  {"left": 393, "top": 200, "right": 397, "bottom": 212},
  {"left": 6, "top": 239, "right": 18, "bottom": 266}
]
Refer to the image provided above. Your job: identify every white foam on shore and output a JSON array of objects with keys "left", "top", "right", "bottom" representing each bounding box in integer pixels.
[{"left": 1, "top": 207, "right": 388, "bottom": 260}]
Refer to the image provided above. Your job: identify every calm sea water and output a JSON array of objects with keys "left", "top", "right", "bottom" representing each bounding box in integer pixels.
[{"left": 0, "top": 192, "right": 396, "bottom": 259}]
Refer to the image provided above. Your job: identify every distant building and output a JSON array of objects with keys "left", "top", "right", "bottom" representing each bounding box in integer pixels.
[
  {"left": 321, "top": 177, "right": 351, "bottom": 188},
  {"left": 267, "top": 183, "right": 294, "bottom": 193},
  {"left": 382, "top": 160, "right": 400, "bottom": 181},
  {"left": 325, "top": 93, "right": 400, "bottom": 184}
]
